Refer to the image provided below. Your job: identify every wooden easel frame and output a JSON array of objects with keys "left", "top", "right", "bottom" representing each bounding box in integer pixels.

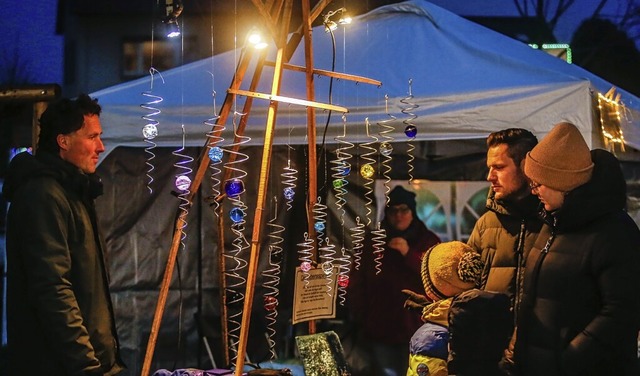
[{"left": 139, "top": 1, "right": 381, "bottom": 375}]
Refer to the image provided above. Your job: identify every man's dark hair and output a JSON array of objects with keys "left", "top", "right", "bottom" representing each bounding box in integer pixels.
[
  {"left": 486, "top": 128, "right": 538, "bottom": 166},
  {"left": 37, "top": 93, "right": 102, "bottom": 154}
]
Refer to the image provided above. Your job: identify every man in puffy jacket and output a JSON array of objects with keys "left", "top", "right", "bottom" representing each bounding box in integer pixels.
[
  {"left": 3, "top": 94, "right": 125, "bottom": 375},
  {"left": 467, "top": 128, "right": 542, "bottom": 373}
]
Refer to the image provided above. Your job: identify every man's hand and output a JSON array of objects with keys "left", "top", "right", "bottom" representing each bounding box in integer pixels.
[{"left": 387, "top": 237, "right": 409, "bottom": 256}]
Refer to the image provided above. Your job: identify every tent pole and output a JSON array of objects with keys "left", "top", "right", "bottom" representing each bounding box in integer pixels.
[
  {"left": 300, "top": 0, "right": 319, "bottom": 336},
  {"left": 234, "top": 2, "right": 293, "bottom": 374}
]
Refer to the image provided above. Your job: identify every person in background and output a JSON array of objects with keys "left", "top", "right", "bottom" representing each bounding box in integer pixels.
[
  {"left": 466, "top": 128, "right": 541, "bottom": 372},
  {"left": 3, "top": 94, "right": 125, "bottom": 375},
  {"left": 347, "top": 185, "right": 441, "bottom": 376},
  {"left": 407, "top": 241, "right": 484, "bottom": 376},
  {"left": 516, "top": 122, "right": 640, "bottom": 375}
]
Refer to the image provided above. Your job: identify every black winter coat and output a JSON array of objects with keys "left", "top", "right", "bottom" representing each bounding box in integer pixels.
[
  {"left": 515, "top": 149, "right": 640, "bottom": 376},
  {"left": 3, "top": 151, "right": 124, "bottom": 376}
]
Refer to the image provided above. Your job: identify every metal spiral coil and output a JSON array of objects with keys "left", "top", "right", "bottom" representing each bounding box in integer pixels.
[
  {"left": 330, "top": 114, "right": 354, "bottom": 224},
  {"left": 140, "top": 68, "right": 165, "bottom": 194},
  {"left": 360, "top": 118, "right": 378, "bottom": 226},
  {"left": 172, "top": 125, "right": 194, "bottom": 251},
  {"left": 400, "top": 79, "right": 418, "bottom": 183},
  {"left": 297, "top": 232, "right": 315, "bottom": 285},
  {"left": 349, "top": 216, "right": 365, "bottom": 271},
  {"left": 203, "top": 88, "right": 224, "bottom": 215},
  {"left": 371, "top": 221, "right": 387, "bottom": 275},
  {"left": 312, "top": 197, "right": 328, "bottom": 251},
  {"left": 225, "top": 193, "right": 250, "bottom": 363},
  {"left": 335, "top": 246, "right": 351, "bottom": 306},
  {"left": 222, "top": 111, "right": 250, "bottom": 192},
  {"left": 281, "top": 152, "right": 298, "bottom": 212},
  {"left": 222, "top": 111, "right": 251, "bottom": 363},
  {"left": 319, "top": 237, "right": 336, "bottom": 297},
  {"left": 262, "top": 196, "right": 284, "bottom": 360},
  {"left": 378, "top": 94, "right": 396, "bottom": 205}
]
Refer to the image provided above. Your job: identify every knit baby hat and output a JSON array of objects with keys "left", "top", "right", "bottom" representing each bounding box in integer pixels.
[
  {"left": 524, "top": 122, "right": 594, "bottom": 192},
  {"left": 421, "top": 241, "right": 484, "bottom": 302}
]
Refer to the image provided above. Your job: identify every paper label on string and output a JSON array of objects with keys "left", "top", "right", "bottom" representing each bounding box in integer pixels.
[{"left": 292, "top": 266, "right": 338, "bottom": 325}]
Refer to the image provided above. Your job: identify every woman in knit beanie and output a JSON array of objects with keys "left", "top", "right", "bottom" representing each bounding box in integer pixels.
[{"left": 515, "top": 122, "right": 640, "bottom": 376}]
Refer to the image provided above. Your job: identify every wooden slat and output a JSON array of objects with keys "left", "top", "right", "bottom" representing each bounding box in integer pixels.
[
  {"left": 265, "top": 60, "right": 382, "bottom": 86},
  {"left": 229, "top": 88, "right": 348, "bottom": 113}
]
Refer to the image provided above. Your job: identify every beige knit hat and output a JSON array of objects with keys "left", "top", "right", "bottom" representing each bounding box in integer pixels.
[
  {"left": 421, "top": 241, "right": 483, "bottom": 302},
  {"left": 524, "top": 122, "right": 594, "bottom": 192}
]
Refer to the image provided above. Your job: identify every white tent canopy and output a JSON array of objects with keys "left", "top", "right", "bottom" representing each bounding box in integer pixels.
[{"left": 92, "top": 0, "right": 640, "bottom": 160}]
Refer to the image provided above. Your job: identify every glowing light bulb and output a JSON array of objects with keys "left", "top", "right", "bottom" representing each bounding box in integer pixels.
[
  {"left": 142, "top": 124, "right": 158, "bottom": 140},
  {"left": 208, "top": 146, "right": 223, "bottom": 162},
  {"left": 175, "top": 175, "right": 191, "bottom": 191},
  {"left": 360, "top": 163, "right": 375, "bottom": 179}
]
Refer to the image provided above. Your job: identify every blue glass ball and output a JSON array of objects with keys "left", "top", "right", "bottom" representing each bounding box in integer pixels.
[
  {"left": 314, "top": 221, "right": 325, "bottom": 232},
  {"left": 208, "top": 146, "right": 224, "bottom": 162},
  {"left": 340, "top": 161, "right": 351, "bottom": 176},
  {"left": 224, "top": 178, "right": 244, "bottom": 197},
  {"left": 404, "top": 125, "right": 417, "bottom": 138},
  {"left": 229, "top": 207, "right": 245, "bottom": 223},
  {"left": 283, "top": 187, "right": 295, "bottom": 200}
]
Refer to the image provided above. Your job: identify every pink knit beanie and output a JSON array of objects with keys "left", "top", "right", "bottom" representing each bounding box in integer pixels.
[{"left": 524, "top": 122, "right": 594, "bottom": 191}]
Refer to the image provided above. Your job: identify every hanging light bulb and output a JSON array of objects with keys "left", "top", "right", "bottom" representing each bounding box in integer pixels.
[
  {"left": 247, "top": 28, "right": 269, "bottom": 49},
  {"left": 323, "top": 7, "right": 351, "bottom": 33},
  {"left": 338, "top": 15, "right": 352, "bottom": 25}
]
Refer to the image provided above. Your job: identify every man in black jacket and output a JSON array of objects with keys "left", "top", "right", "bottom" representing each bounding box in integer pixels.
[{"left": 3, "top": 94, "right": 125, "bottom": 375}]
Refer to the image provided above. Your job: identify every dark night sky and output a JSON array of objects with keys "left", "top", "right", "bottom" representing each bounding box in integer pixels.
[{"left": 2, "top": 0, "right": 639, "bottom": 87}]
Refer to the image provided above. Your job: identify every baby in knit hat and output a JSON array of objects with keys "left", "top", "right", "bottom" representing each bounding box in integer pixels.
[{"left": 406, "top": 241, "right": 483, "bottom": 376}]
